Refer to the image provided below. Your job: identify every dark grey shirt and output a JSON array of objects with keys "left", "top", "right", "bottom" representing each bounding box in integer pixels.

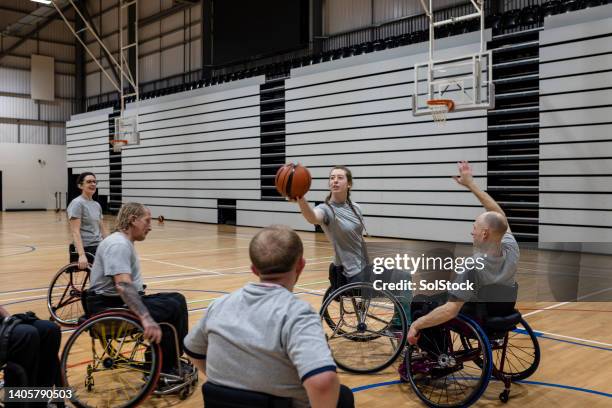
[
  {"left": 315, "top": 201, "right": 368, "bottom": 277},
  {"left": 67, "top": 195, "right": 103, "bottom": 247},
  {"left": 183, "top": 283, "right": 336, "bottom": 408},
  {"left": 90, "top": 232, "right": 144, "bottom": 296}
]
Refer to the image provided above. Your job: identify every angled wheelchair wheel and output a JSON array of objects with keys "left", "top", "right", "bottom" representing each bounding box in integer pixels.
[
  {"left": 48, "top": 262, "right": 90, "bottom": 326},
  {"left": 320, "top": 282, "right": 407, "bottom": 374},
  {"left": 61, "top": 311, "right": 162, "bottom": 408},
  {"left": 406, "top": 314, "right": 492, "bottom": 408},
  {"left": 493, "top": 317, "right": 540, "bottom": 381}
]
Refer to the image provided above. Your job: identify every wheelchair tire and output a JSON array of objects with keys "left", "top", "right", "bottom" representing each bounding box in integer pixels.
[
  {"left": 47, "top": 262, "right": 90, "bottom": 327},
  {"left": 406, "top": 314, "right": 492, "bottom": 408},
  {"left": 61, "top": 311, "right": 162, "bottom": 408},
  {"left": 494, "top": 317, "right": 540, "bottom": 381},
  {"left": 320, "top": 282, "right": 407, "bottom": 374}
]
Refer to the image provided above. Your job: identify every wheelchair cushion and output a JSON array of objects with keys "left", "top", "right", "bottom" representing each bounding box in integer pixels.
[
  {"left": 203, "top": 382, "right": 293, "bottom": 408},
  {"left": 483, "top": 311, "right": 521, "bottom": 332}
]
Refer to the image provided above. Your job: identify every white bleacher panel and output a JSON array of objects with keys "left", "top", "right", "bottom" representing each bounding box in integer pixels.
[
  {"left": 137, "top": 125, "right": 258, "bottom": 141},
  {"left": 123, "top": 138, "right": 259, "bottom": 155},
  {"left": 289, "top": 147, "right": 486, "bottom": 167},
  {"left": 237, "top": 200, "right": 301, "bottom": 212},
  {"left": 306, "top": 162, "right": 487, "bottom": 179},
  {"left": 286, "top": 97, "right": 412, "bottom": 122},
  {"left": 123, "top": 188, "right": 260, "bottom": 200},
  {"left": 541, "top": 193, "right": 612, "bottom": 210},
  {"left": 237, "top": 210, "right": 315, "bottom": 231},
  {"left": 286, "top": 133, "right": 486, "bottom": 156},
  {"left": 118, "top": 196, "right": 217, "bottom": 208},
  {"left": 364, "top": 217, "right": 473, "bottom": 243},
  {"left": 131, "top": 83, "right": 262, "bottom": 114},
  {"left": 287, "top": 110, "right": 482, "bottom": 134},
  {"left": 286, "top": 85, "right": 409, "bottom": 111},
  {"left": 540, "top": 89, "right": 612, "bottom": 111},
  {"left": 66, "top": 111, "right": 110, "bottom": 197},
  {"left": 541, "top": 8, "right": 612, "bottom": 44},
  {"left": 287, "top": 69, "right": 411, "bottom": 100},
  {"left": 138, "top": 107, "right": 260, "bottom": 130},
  {"left": 541, "top": 209, "right": 612, "bottom": 228},
  {"left": 330, "top": 191, "right": 483, "bottom": 206},
  {"left": 139, "top": 96, "right": 260, "bottom": 123},
  {"left": 358, "top": 203, "right": 482, "bottom": 220},
  {"left": 541, "top": 159, "right": 612, "bottom": 176},
  {"left": 122, "top": 169, "right": 258, "bottom": 180},
  {"left": 540, "top": 225, "right": 612, "bottom": 242},
  {"left": 121, "top": 159, "right": 259, "bottom": 172},
  {"left": 65, "top": 144, "right": 109, "bottom": 155},
  {"left": 540, "top": 176, "right": 612, "bottom": 192},
  {"left": 144, "top": 205, "right": 217, "bottom": 224},
  {"left": 540, "top": 125, "right": 612, "bottom": 144},
  {"left": 286, "top": 118, "right": 486, "bottom": 144},
  {"left": 539, "top": 54, "right": 612, "bottom": 79},
  {"left": 120, "top": 147, "right": 260, "bottom": 163},
  {"left": 540, "top": 141, "right": 612, "bottom": 159},
  {"left": 540, "top": 71, "right": 612, "bottom": 95},
  {"left": 309, "top": 177, "right": 485, "bottom": 191},
  {"left": 139, "top": 116, "right": 259, "bottom": 133},
  {"left": 540, "top": 107, "right": 612, "bottom": 127},
  {"left": 122, "top": 179, "right": 258, "bottom": 190},
  {"left": 540, "top": 35, "right": 612, "bottom": 64}
]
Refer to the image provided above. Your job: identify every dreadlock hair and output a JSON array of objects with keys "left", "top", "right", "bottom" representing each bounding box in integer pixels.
[
  {"left": 114, "top": 202, "right": 147, "bottom": 233},
  {"left": 325, "top": 165, "right": 367, "bottom": 235}
]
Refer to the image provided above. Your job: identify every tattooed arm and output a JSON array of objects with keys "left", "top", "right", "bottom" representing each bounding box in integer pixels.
[{"left": 113, "top": 274, "right": 162, "bottom": 343}]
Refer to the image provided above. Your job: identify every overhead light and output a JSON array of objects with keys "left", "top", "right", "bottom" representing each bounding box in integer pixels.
[{"left": 31, "top": 0, "right": 53, "bottom": 5}]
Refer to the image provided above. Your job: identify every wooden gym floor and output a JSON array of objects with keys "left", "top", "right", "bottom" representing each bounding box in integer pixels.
[{"left": 1, "top": 211, "right": 611, "bottom": 407}]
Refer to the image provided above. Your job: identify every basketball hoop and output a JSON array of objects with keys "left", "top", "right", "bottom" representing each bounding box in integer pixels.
[
  {"left": 427, "top": 99, "right": 455, "bottom": 124},
  {"left": 111, "top": 139, "right": 127, "bottom": 153}
]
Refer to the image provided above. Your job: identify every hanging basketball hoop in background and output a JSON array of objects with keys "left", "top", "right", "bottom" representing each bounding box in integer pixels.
[
  {"left": 111, "top": 139, "right": 128, "bottom": 153},
  {"left": 427, "top": 99, "right": 455, "bottom": 124}
]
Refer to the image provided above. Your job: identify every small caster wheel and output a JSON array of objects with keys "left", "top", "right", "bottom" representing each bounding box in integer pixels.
[
  {"left": 179, "top": 386, "right": 190, "bottom": 400},
  {"left": 499, "top": 390, "right": 509, "bottom": 403}
]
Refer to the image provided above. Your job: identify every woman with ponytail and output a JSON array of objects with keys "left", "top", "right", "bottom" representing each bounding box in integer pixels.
[{"left": 295, "top": 166, "right": 369, "bottom": 285}]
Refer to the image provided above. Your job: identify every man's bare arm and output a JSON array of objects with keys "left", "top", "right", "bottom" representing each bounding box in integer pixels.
[{"left": 113, "top": 274, "right": 162, "bottom": 343}]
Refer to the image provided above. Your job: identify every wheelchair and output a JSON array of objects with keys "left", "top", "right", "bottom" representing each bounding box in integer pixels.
[
  {"left": 320, "top": 265, "right": 409, "bottom": 374},
  {"left": 321, "top": 274, "right": 540, "bottom": 407},
  {"left": 59, "top": 293, "right": 198, "bottom": 407},
  {"left": 47, "top": 251, "right": 94, "bottom": 327}
]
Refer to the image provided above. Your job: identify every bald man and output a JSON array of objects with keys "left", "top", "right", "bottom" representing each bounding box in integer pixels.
[{"left": 407, "top": 161, "right": 519, "bottom": 345}]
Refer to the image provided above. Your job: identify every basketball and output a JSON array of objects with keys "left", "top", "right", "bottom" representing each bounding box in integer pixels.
[
  {"left": 158, "top": 215, "right": 165, "bottom": 224},
  {"left": 275, "top": 163, "right": 312, "bottom": 200}
]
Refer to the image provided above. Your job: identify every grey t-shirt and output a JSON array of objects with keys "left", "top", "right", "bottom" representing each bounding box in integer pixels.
[
  {"left": 89, "top": 232, "right": 144, "bottom": 296},
  {"left": 67, "top": 195, "right": 103, "bottom": 247},
  {"left": 183, "top": 283, "right": 336, "bottom": 408},
  {"left": 450, "top": 233, "right": 520, "bottom": 301},
  {"left": 315, "top": 201, "right": 368, "bottom": 277}
]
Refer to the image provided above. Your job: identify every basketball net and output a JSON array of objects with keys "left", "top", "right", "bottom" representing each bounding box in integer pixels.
[
  {"left": 111, "top": 139, "right": 127, "bottom": 153},
  {"left": 427, "top": 99, "right": 455, "bottom": 124}
]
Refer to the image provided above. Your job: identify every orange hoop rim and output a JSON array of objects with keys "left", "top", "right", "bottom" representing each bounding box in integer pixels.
[
  {"left": 427, "top": 99, "right": 455, "bottom": 111},
  {"left": 110, "top": 139, "right": 128, "bottom": 145}
]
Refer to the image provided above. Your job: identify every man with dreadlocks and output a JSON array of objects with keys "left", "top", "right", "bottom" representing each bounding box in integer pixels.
[{"left": 86, "top": 202, "right": 189, "bottom": 377}]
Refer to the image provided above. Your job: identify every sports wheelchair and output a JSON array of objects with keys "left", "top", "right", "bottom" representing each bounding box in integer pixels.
[
  {"left": 320, "top": 274, "right": 540, "bottom": 407},
  {"left": 51, "top": 277, "right": 198, "bottom": 407},
  {"left": 47, "top": 251, "right": 95, "bottom": 326}
]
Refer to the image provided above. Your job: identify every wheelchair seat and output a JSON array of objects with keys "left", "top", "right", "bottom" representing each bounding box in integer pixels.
[{"left": 203, "top": 382, "right": 293, "bottom": 408}]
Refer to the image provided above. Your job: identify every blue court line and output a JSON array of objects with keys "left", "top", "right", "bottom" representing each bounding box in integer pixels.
[{"left": 351, "top": 379, "right": 612, "bottom": 398}]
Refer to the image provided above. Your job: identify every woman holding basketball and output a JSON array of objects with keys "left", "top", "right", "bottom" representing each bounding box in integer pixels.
[
  {"left": 67, "top": 172, "right": 108, "bottom": 269},
  {"left": 295, "top": 165, "right": 369, "bottom": 285}
]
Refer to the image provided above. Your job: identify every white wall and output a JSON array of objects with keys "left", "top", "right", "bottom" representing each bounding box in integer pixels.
[{"left": 0, "top": 144, "right": 67, "bottom": 210}]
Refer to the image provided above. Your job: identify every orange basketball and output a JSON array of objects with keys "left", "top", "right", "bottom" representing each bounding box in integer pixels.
[{"left": 275, "top": 163, "right": 312, "bottom": 199}]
